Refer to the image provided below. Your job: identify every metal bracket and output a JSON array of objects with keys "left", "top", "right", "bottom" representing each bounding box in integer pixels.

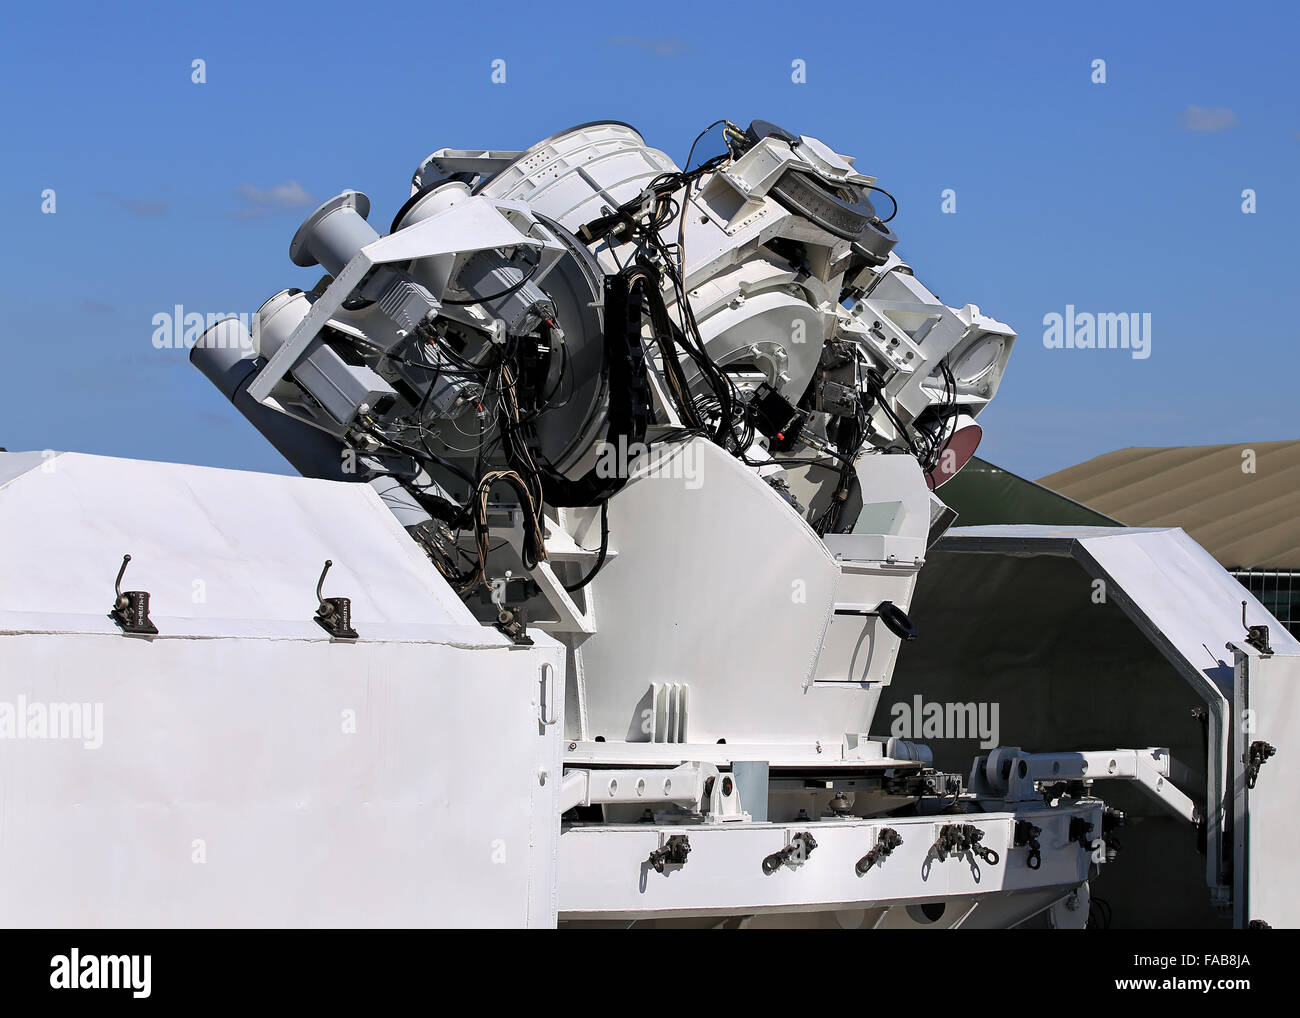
[
  {"left": 972, "top": 746, "right": 1198, "bottom": 825},
  {"left": 108, "top": 554, "right": 158, "bottom": 635},
  {"left": 247, "top": 197, "right": 559, "bottom": 406},
  {"left": 703, "top": 770, "right": 749, "bottom": 823},
  {"left": 313, "top": 559, "right": 358, "bottom": 640}
]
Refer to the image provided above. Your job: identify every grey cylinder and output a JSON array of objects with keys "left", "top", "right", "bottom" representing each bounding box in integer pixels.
[
  {"left": 193, "top": 319, "right": 434, "bottom": 538},
  {"left": 190, "top": 319, "right": 353, "bottom": 481},
  {"left": 393, "top": 180, "right": 470, "bottom": 231},
  {"left": 253, "top": 289, "right": 310, "bottom": 359},
  {"left": 189, "top": 318, "right": 258, "bottom": 399},
  {"left": 289, "top": 190, "right": 378, "bottom": 273}
]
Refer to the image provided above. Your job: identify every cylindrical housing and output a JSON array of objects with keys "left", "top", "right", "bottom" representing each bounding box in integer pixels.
[
  {"left": 253, "top": 289, "right": 311, "bottom": 359},
  {"left": 474, "top": 124, "right": 677, "bottom": 254},
  {"left": 190, "top": 319, "right": 353, "bottom": 480},
  {"left": 289, "top": 190, "right": 378, "bottom": 273}
]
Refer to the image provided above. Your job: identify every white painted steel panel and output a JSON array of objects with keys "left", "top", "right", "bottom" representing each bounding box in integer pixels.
[
  {"left": 559, "top": 806, "right": 1097, "bottom": 920},
  {"left": 0, "top": 632, "right": 563, "bottom": 927}
]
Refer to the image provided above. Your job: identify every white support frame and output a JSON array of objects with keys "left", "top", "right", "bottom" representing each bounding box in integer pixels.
[{"left": 247, "top": 197, "right": 566, "bottom": 405}]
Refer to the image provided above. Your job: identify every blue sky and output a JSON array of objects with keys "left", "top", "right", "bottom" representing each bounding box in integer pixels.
[{"left": 1, "top": 0, "right": 1295, "bottom": 480}]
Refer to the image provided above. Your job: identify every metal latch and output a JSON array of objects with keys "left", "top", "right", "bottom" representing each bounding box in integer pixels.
[
  {"left": 933, "top": 823, "right": 1000, "bottom": 865},
  {"left": 109, "top": 554, "right": 158, "bottom": 635},
  {"left": 1242, "top": 601, "right": 1273, "bottom": 656},
  {"left": 647, "top": 834, "right": 691, "bottom": 873},
  {"left": 313, "top": 560, "right": 358, "bottom": 640},
  {"left": 1014, "top": 820, "right": 1042, "bottom": 870},
  {"left": 763, "top": 831, "right": 818, "bottom": 874},
  {"left": 494, "top": 606, "right": 533, "bottom": 646},
  {"left": 1069, "top": 817, "right": 1099, "bottom": 852},
  {"left": 855, "top": 827, "right": 902, "bottom": 874},
  {"left": 1248, "top": 741, "right": 1276, "bottom": 789}
]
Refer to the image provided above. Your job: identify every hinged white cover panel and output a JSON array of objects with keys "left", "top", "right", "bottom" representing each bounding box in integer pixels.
[
  {"left": 0, "top": 452, "right": 490, "bottom": 638},
  {"left": 1233, "top": 646, "right": 1300, "bottom": 929}
]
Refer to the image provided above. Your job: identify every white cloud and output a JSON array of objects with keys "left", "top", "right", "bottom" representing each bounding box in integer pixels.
[
  {"left": 232, "top": 180, "right": 316, "bottom": 217},
  {"left": 98, "top": 193, "right": 169, "bottom": 218},
  {"left": 607, "top": 36, "right": 691, "bottom": 58},
  {"left": 1179, "top": 106, "right": 1239, "bottom": 132}
]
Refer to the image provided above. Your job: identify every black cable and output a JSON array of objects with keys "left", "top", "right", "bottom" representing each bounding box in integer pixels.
[
  {"left": 569, "top": 121, "right": 745, "bottom": 455},
  {"left": 866, "top": 372, "right": 921, "bottom": 461},
  {"left": 682, "top": 120, "right": 728, "bottom": 175},
  {"left": 652, "top": 240, "right": 739, "bottom": 446},
  {"left": 562, "top": 500, "right": 610, "bottom": 593},
  {"left": 918, "top": 357, "right": 958, "bottom": 482},
  {"left": 357, "top": 422, "right": 478, "bottom": 488},
  {"left": 866, "top": 184, "right": 898, "bottom": 223}
]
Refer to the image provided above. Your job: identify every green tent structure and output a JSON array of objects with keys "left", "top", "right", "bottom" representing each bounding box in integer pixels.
[
  {"left": 940, "top": 443, "right": 1300, "bottom": 636},
  {"left": 938, "top": 456, "right": 1120, "bottom": 527}
]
